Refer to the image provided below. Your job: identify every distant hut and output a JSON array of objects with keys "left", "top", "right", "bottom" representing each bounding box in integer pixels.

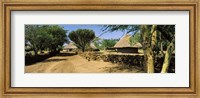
[
  {"left": 88, "top": 43, "right": 99, "bottom": 51},
  {"left": 63, "top": 42, "right": 78, "bottom": 52},
  {"left": 90, "top": 43, "right": 97, "bottom": 49},
  {"left": 107, "top": 34, "right": 142, "bottom": 53},
  {"left": 133, "top": 42, "right": 142, "bottom": 48}
]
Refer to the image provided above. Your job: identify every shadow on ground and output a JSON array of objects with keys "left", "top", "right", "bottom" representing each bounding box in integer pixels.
[
  {"left": 41, "top": 58, "right": 67, "bottom": 63},
  {"left": 103, "top": 65, "right": 145, "bottom": 73},
  {"left": 25, "top": 52, "right": 76, "bottom": 66}
]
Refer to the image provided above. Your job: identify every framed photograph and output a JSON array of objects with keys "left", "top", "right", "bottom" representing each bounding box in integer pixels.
[{"left": 1, "top": 0, "right": 199, "bottom": 97}]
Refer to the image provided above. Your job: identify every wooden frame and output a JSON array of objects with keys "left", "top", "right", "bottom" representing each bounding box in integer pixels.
[{"left": 0, "top": 0, "right": 199, "bottom": 97}]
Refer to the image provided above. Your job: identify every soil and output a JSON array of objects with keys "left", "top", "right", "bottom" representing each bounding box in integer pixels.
[{"left": 25, "top": 55, "right": 144, "bottom": 73}]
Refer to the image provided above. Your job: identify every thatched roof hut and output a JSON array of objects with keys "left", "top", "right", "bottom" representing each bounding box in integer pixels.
[
  {"left": 114, "top": 34, "right": 131, "bottom": 48},
  {"left": 64, "top": 42, "right": 77, "bottom": 49},
  {"left": 88, "top": 43, "right": 99, "bottom": 51},
  {"left": 90, "top": 43, "right": 97, "bottom": 49},
  {"left": 63, "top": 42, "right": 77, "bottom": 52},
  {"left": 133, "top": 42, "right": 142, "bottom": 48},
  {"left": 108, "top": 34, "right": 142, "bottom": 53}
]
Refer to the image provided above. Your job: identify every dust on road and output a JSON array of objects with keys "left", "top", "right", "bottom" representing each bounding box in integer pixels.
[{"left": 25, "top": 55, "right": 144, "bottom": 73}]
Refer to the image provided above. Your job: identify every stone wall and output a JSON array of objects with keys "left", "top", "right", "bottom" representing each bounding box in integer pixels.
[
  {"left": 80, "top": 52, "right": 175, "bottom": 73},
  {"left": 25, "top": 52, "right": 77, "bottom": 66}
]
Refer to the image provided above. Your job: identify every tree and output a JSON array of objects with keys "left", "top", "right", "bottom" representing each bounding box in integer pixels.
[
  {"left": 157, "top": 25, "right": 175, "bottom": 73},
  {"left": 140, "top": 25, "right": 157, "bottom": 73},
  {"left": 46, "top": 25, "right": 68, "bottom": 52},
  {"left": 130, "top": 32, "right": 142, "bottom": 46},
  {"left": 25, "top": 25, "right": 68, "bottom": 55},
  {"left": 68, "top": 29, "right": 95, "bottom": 52},
  {"left": 102, "top": 25, "right": 175, "bottom": 73},
  {"left": 92, "top": 37, "right": 119, "bottom": 50},
  {"left": 101, "top": 39, "right": 118, "bottom": 50},
  {"left": 161, "top": 38, "right": 175, "bottom": 73},
  {"left": 25, "top": 25, "right": 53, "bottom": 55}
]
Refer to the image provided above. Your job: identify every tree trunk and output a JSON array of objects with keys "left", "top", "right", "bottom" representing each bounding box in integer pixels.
[
  {"left": 151, "top": 25, "right": 157, "bottom": 49},
  {"left": 160, "top": 42, "right": 164, "bottom": 55},
  {"left": 141, "top": 25, "right": 157, "bottom": 73},
  {"left": 160, "top": 33, "right": 164, "bottom": 56},
  {"left": 82, "top": 47, "right": 85, "bottom": 52},
  {"left": 142, "top": 43, "right": 155, "bottom": 73},
  {"left": 33, "top": 49, "right": 38, "bottom": 55},
  {"left": 141, "top": 25, "right": 148, "bottom": 72},
  {"left": 161, "top": 39, "right": 175, "bottom": 73},
  {"left": 146, "top": 48, "right": 155, "bottom": 73}
]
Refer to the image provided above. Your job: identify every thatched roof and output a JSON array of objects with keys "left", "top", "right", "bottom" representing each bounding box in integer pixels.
[
  {"left": 114, "top": 34, "right": 131, "bottom": 48},
  {"left": 63, "top": 42, "right": 97, "bottom": 50},
  {"left": 63, "top": 42, "right": 77, "bottom": 49},
  {"left": 114, "top": 34, "right": 142, "bottom": 48},
  {"left": 133, "top": 42, "right": 142, "bottom": 48},
  {"left": 90, "top": 43, "right": 97, "bottom": 49}
]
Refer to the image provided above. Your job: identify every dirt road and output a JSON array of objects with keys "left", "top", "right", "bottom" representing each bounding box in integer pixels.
[{"left": 25, "top": 55, "right": 144, "bottom": 73}]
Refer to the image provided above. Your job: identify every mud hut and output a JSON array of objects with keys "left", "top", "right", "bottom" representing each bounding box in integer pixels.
[
  {"left": 63, "top": 42, "right": 78, "bottom": 52},
  {"left": 107, "top": 34, "right": 142, "bottom": 53},
  {"left": 88, "top": 43, "right": 99, "bottom": 51},
  {"left": 114, "top": 34, "right": 131, "bottom": 48}
]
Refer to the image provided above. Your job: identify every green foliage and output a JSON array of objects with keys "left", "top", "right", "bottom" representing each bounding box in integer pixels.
[
  {"left": 102, "top": 25, "right": 175, "bottom": 73},
  {"left": 45, "top": 25, "right": 68, "bottom": 52},
  {"left": 25, "top": 25, "right": 68, "bottom": 55},
  {"left": 102, "top": 25, "right": 140, "bottom": 34},
  {"left": 93, "top": 37, "right": 103, "bottom": 49},
  {"left": 129, "top": 32, "right": 142, "bottom": 46},
  {"left": 101, "top": 39, "right": 118, "bottom": 49},
  {"left": 92, "top": 38, "right": 119, "bottom": 50},
  {"left": 68, "top": 29, "right": 95, "bottom": 52},
  {"left": 157, "top": 25, "right": 175, "bottom": 41},
  {"left": 156, "top": 25, "right": 175, "bottom": 51},
  {"left": 102, "top": 25, "right": 175, "bottom": 50}
]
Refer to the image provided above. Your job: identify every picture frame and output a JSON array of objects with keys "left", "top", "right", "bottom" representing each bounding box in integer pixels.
[{"left": 0, "top": 0, "right": 199, "bottom": 97}]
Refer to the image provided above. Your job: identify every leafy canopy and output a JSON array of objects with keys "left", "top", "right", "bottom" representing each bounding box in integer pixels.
[
  {"left": 25, "top": 25, "right": 68, "bottom": 54},
  {"left": 93, "top": 38, "right": 118, "bottom": 50},
  {"left": 102, "top": 25, "right": 175, "bottom": 50},
  {"left": 68, "top": 29, "right": 95, "bottom": 52}
]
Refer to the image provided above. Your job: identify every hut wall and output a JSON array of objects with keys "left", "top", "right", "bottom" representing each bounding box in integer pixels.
[
  {"left": 116, "top": 48, "right": 138, "bottom": 53},
  {"left": 64, "top": 48, "right": 77, "bottom": 52}
]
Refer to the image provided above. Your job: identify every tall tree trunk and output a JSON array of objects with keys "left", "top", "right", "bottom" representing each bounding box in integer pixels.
[
  {"left": 159, "top": 33, "right": 164, "bottom": 56},
  {"left": 141, "top": 25, "right": 157, "bottom": 73},
  {"left": 143, "top": 51, "right": 148, "bottom": 72},
  {"left": 146, "top": 48, "right": 155, "bottom": 73},
  {"left": 151, "top": 25, "right": 157, "bottom": 49},
  {"left": 161, "top": 38, "right": 175, "bottom": 73},
  {"left": 141, "top": 25, "right": 148, "bottom": 72},
  {"left": 160, "top": 42, "right": 163, "bottom": 54}
]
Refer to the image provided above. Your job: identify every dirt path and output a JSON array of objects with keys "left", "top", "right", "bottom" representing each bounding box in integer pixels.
[{"left": 25, "top": 55, "right": 144, "bottom": 73}]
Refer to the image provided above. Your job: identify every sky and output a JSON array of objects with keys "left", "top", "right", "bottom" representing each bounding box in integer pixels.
[{"left": 59, "top": 25, "right": 127, "bottom": 39}]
